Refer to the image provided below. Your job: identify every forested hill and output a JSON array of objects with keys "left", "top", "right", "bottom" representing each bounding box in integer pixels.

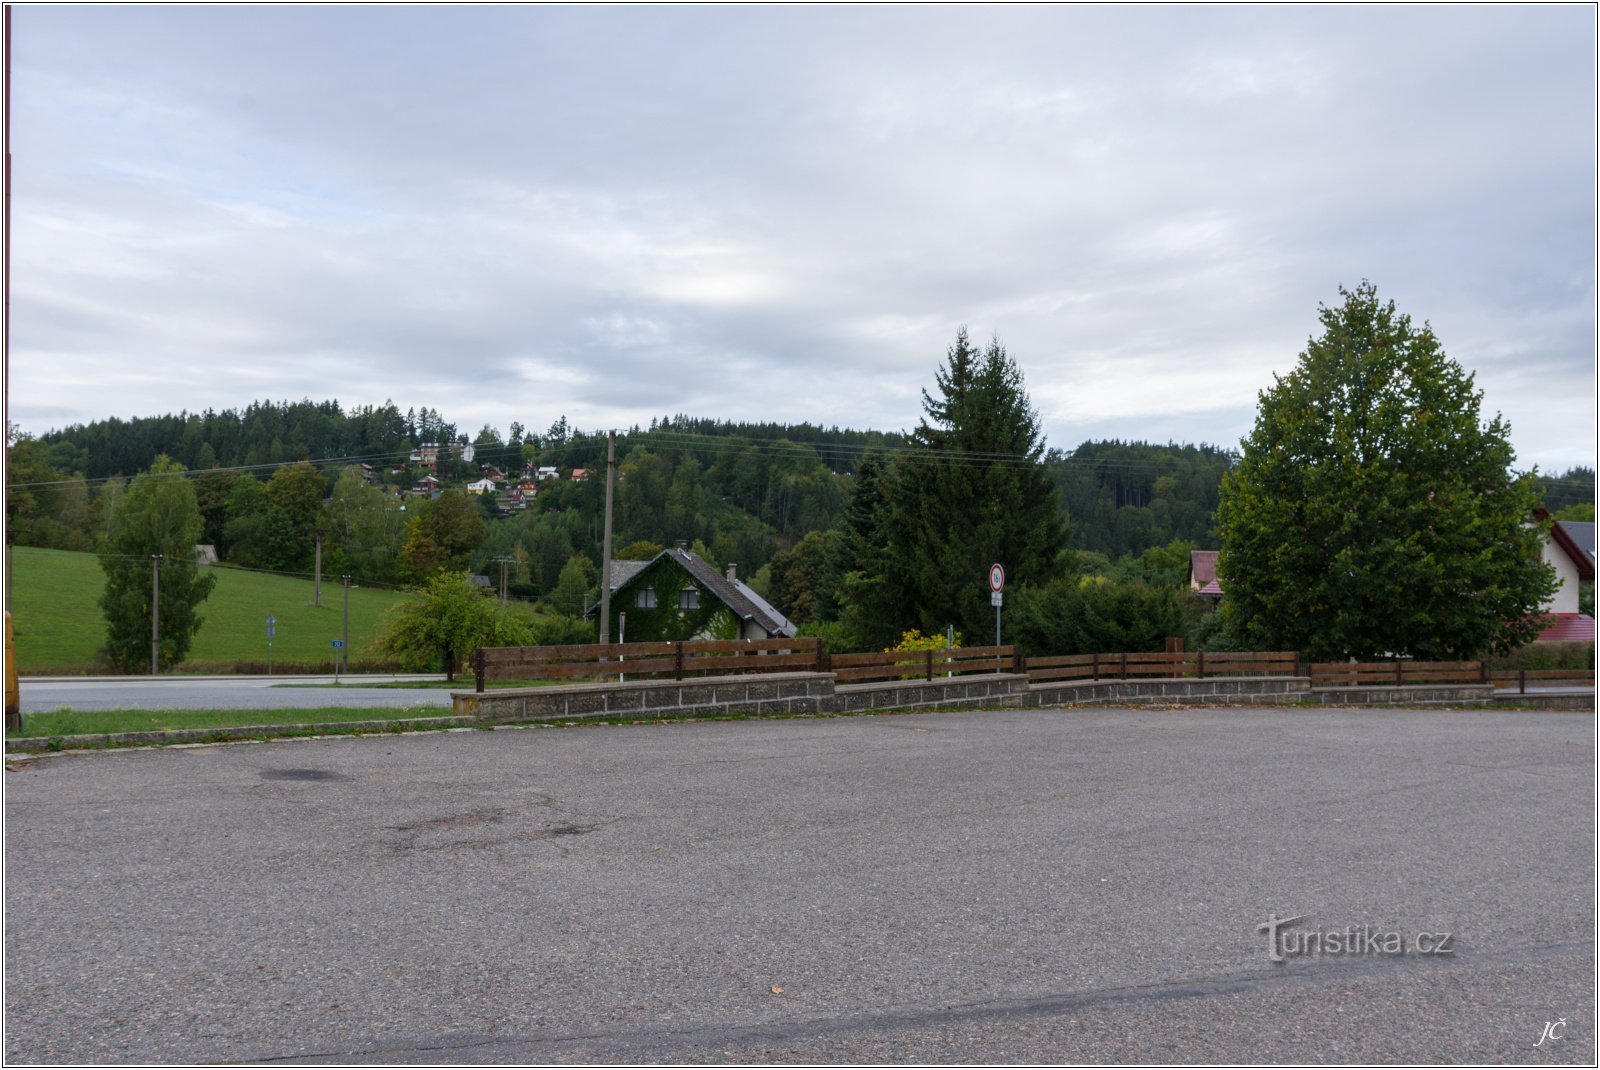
[
  {"left": 17, "top": 400, "right": 1592, "bottom": 570},
  {"left": 1050, "top": 441, "right": 1235, "bottom": 558},
  {"left": 29, "top": 401, "right": 910, "bottom": 482}
]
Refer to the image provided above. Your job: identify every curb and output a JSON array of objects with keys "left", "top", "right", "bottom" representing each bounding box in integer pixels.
[{"left": 5, "top": 715, "right": 476, "bottom": 754}]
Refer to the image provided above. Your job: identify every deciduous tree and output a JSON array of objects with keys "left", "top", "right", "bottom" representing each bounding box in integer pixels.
[
  {"left": 1215, "top": 282, "right": 1555, "bottom": 660},
  {"left": 98, "top": 456, "right": 217, "bottom": 671},
  {"left": 370, "top": 570, "right": 534, "bottom": 678}
]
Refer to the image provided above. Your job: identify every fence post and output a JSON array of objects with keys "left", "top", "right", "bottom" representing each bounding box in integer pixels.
[
  {"left": 1520, "top": 668, "right": 1527, "bottom": 695},
  {"left": 925, "top": 648, "right": 933, "bottom": 682},
  {"left": 1092, "top": 652, "right": 1100, "bottom": 681},
  {"left": 675, "top": 642, "right": 685, "bottom": 681},
  {"left": 1197, "top": 651, "right": 1206, "bottom": 680},
  {"left": 1396, "top": 660, "right": 1403, "bottom": 686},
  {"left": 1120, "top": 652, "right": 1128, "bottom": 680},
  {"left": 474, "top": 648, "right": 485, "bottom": 694},
  {"left": 1478, "top": 661, "right": 1487, "bottom": 685},
  {"left": 814, "top": 639, "right": 823, "bottom": 674}
]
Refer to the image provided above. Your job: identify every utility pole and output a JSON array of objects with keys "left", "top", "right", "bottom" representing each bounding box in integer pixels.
[
  {"left": 341, "top": 575, "right": 351, "bottom": 676},
  {"left": 313, "top": 534, "right": 322, "bottom": 606},
  {"left": 493, "top": 555, "right": 515, "bottom": 606},
  {"left": 150, "top": 554, "right": 163, "bottom": 675},
  {"left": 598, "top": 430, "right": 617, "bottom": 644}
]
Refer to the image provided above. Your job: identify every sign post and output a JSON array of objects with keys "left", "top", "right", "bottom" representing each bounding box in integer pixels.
[
  {"left": 266, "top": 615, "right": 276, "bottom": 676},
  {"left": 988, "top": 564, "right": 1005, "bottom": 647}
]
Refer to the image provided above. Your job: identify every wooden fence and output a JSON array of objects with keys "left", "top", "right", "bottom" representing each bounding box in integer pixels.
[
  {"left": 473, "top": 639, "right": 1592, "bottom": 696},
  {"left": 473, "top": 637, "right": 821, "bottom": 692},
  {"left": 830, "top": 645, "right": 1017, "bottom": 684},
  {"left": 1485, "top": 668, "right": 1596, "bottom": 694},
  {"left": 1025, "top": 650, "right": 1301, "bottom": 682},
  {"left": 1308, "top": 661, "right": 1485, "bottom": 687}
]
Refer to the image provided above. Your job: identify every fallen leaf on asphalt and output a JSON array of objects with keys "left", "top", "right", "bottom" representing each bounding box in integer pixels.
[{"left": 770, "top": 986, "right": 784, "bottom": 995}]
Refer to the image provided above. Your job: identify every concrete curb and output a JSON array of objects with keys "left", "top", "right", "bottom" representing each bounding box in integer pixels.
[{"left": 5, "top": 715, "right": 475, "bottom": 753}]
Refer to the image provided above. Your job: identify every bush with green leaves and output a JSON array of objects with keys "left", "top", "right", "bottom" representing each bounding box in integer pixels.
[{"left": 370, "top": 570, "right": 536, "bottom": 676}]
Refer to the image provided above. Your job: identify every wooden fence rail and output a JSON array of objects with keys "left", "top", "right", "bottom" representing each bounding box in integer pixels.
[
  {"left": 474, "top": 640, "right": 1589, "bottom": 697},
  {"left": 1485, "top": 668, "right": 1597, "bottom": 694},
  {"left": 473, "top": 637, "right": 822, "bottom": 692},
  {"left": 830, "top": 645, "right": 1018, "bottom": 684},
  {"left": 1023, "top": 650, "right": 1301, "bottom": 682},
  {"left": 1308, "top": 661, "right": 1485, "bottom": 688}
]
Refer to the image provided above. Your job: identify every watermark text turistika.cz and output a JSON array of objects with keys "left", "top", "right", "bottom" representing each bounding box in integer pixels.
[{"left": 1257, "top": 914, "right": 1454, "bottom": 963}]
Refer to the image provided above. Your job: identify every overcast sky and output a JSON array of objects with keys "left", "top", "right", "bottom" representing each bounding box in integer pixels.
[{"left": 7, "top": 6, "right": 1596, "bottom": 472}]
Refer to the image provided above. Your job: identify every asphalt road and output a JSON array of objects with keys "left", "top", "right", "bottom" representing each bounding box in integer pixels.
[
  {"left": 5, "top": 706, "right": 1594, "bottom": 1064},
  {"left": 18, "top": 675, "right": 456, "bottom": 713}
]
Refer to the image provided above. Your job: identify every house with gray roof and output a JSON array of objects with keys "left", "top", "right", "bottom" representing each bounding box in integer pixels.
[{"left": 594, "top": 543, "right": 797, "bottom": 643}]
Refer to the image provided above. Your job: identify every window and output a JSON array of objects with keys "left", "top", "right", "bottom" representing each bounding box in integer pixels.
[
  {"left": 680, "top": 588, "right": 699, "bottom": 610},
  {"left": 635, "top": 588, "right": 656, "bottom": 609}
]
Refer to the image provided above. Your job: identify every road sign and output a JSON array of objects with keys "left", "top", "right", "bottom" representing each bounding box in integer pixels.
[
  {"left": 989, "top": 564, "right": 1005, "bottom": 592},
  {"left": 991, "top": 591, "right": 1003, "bottom": 607},
  {"left": 331, "top": 640, "right": 344, "bottom": 649}
]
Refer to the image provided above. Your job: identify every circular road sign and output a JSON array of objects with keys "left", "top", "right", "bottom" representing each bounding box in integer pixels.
[{"left": 989, "top": 563, "right": 1005, "bottom": 592}]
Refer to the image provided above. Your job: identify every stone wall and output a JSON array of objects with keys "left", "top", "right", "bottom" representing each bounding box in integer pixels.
[
  {"left": 451, "top": 672, "right": 1586, "bottom": 724},
  {"left": 1026, "top": 675, "right": 1311, "bottom": 708},
  {"left": 457, "top": 672, "right": 836, "bottom": 724}
]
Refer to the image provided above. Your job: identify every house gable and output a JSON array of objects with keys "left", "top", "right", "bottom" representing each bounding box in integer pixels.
[{"left": 599, "top": 547, "right": 796, "bottom": 642}]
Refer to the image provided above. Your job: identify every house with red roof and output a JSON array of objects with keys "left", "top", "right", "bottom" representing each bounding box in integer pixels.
[{"left": 1535, "top": 514, "right": 1595, "bottom": 642}]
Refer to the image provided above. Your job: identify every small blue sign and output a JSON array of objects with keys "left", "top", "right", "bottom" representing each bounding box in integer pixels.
[{"left": 331, "top": 640, "right": 344, "bottom": 649}]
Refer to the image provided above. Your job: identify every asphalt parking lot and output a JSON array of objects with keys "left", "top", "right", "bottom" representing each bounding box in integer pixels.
[{"left": 5, "top": 706, "right": 1595, "bottom": 1064}]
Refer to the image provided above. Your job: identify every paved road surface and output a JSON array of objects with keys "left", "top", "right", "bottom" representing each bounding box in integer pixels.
[
  {"left": 18, "top": 675, "right": 456, "bottom": 713},
  {"left": 5, "top": 706, "right": 1594, "bottom": 1063}
]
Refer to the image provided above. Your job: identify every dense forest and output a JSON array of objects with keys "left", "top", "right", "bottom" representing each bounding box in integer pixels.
[{"left": 8, "top": 398, "right": 1594, "bottom": 636}]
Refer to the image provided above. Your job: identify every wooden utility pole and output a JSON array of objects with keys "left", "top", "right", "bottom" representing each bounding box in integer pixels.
[
  {"left": 598, "top": 430, "right": 616, "bottom": 643},
  {"left": 150, "top": 555, "right": 163, "bottom": 675}
]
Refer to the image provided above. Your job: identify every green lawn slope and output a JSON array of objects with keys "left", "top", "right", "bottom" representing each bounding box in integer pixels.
[{"left": 9, "top": 547, "right": 412, "bottom": 674}]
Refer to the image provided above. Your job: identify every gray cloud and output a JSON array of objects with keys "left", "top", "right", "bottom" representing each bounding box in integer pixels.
[{"left": 8, "top": 6, "right": 1595, "bottom": 472}]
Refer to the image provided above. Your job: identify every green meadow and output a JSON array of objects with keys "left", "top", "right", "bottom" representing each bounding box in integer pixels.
[{"left": 8, "top": 546, "right": 411, "bottom": 674}]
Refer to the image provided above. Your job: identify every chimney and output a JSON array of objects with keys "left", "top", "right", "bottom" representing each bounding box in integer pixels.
[
  {"left": 726, "top": 563, "right": 737, "bottom": 582},
  {"left": 675, "top": 540, "right": 689, "bottom": 553}
]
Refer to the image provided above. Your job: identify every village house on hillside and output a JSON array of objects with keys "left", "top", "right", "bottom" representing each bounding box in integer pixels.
[{"left": 592, "top": 542, "right": 797, "bottom": 643}]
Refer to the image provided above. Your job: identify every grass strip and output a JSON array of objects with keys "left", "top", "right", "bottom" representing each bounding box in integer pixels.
[{"left": 8, "top": 705, "right": 446, "bottom": 738}]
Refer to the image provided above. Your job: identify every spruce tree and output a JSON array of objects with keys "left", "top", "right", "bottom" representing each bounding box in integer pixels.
[{"left": 871, "top": 329, "right": 1067, "bottom": 643}]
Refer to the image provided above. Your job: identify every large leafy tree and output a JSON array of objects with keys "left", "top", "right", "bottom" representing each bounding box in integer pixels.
[
  {"left": 1215, "top": 282, "right": 1555, "bottom": 660},
  {"left": 857, "top": 329, "right": 1067, "bottom": 645},
  {"left": 98, "top": 456, "right": 218, "bottom": 671},
  {"left": 370, "top": 570, "right": 535, "bottom": 678},
  {"left": 401, "top": 491, "right": 486, "bottom": 578}
]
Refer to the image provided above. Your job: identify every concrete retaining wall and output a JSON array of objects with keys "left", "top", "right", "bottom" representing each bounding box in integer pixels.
[
  {"left": 457, "top": 672, "right": 836, "bottom": 724},
  {"left": 1311, "top": 684, "right": 1497, "bottom": 706},
  {"left": 833, "top": 673, "right": 1032, "bottom": 712},
  {"left": 451, "top": 671, "right": 1313, "bottom": 723},
  {"left": 1027, "top": 675, "right": 1311, "bottom": 707},
  {"left": 449, "top": 672, "right": 1591, "bottom": 724}
]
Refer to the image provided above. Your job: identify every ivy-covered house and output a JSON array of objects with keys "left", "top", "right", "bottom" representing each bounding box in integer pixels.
[{"left": 596, "top": 543, "right": 797, "bottom": 643}]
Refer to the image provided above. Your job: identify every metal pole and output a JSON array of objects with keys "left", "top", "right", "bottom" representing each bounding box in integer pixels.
[
  {"left": 598, "top": 429, "right": 617, "bottom": 643},
  {"left": 314, "top": 535, "right": 322, "bottom": 606},
  {"left": 342, "top": 575, "right": 350, "bottom": 675},
  {"left": 150, "top": 554, "right": 162, "bottom": 675}
]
